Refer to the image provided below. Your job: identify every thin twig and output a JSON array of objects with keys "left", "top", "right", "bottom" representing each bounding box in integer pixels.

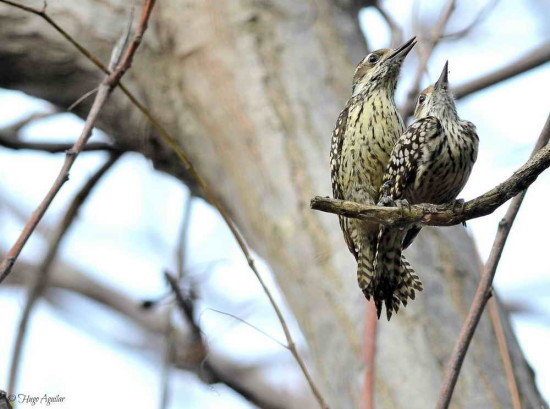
[
  {"left": 402, "top": 42, "right": 550, "bottom": 117},
  {"left": 402, "top": 0, "right": 456, "bottom": 117},
  {"left": 487, "top": 298, "right": 521, "bottom": 409},
  {"left": 311, "top": 141, "right": 550, "bottom": 227},
  {"left": 0, "top": 2, "right": 328, "bottom": 405},
  {"left": 362, "top": 302, "right": 377, "bottom": 409},
  {"left": 436, "top": 114, "right": 550, "bottom": 409},
  {"left": 4, "top": 253, "right": 294, "bottom": 405},
  {"left": 453, "top": 42, "right": 550, "bottom": 100},
  {"left": 160, "top": 194, "right": 193, "bottom": 409},
  {"left": 0, "top": 0, "right": 156, "bottom": 283},
  {"left": 472, "top": 246, "right": 521, "bottom": 409},
  {"left": 67, "top": 87, "right": 99, "bottom": 112},
  {"left": 374, "top": 1, "right": 403, "bottom": 48},
  {"left": 0, "top": 112, "right": 56, "bottom": 137},
  {"left": 165, "top": 273, "right": 288, "bottom": 409},
  {"left": 441, "top": 0, "right": 500, "bottom": 41},
  {"left": 0, "top": 136, "right": 122, "bottom": 153},
  {"left": 176, "top": 195, "right": 193, "bottom": 280},
  {"left": 205, "top": 308, "right": 287, "bottom": 349},
  {"left": 472, "top": 243, "right": 522, "bottom": 409},
  {"left": 7, "top": 152, "right": 122, "bottom": 393},
  {"left": 0, "top": 111, "right": 108, "bottom": 153}
]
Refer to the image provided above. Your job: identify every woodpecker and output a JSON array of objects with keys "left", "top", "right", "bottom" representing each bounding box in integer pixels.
[
  {"left": 330, "top": 37, "right": 420, "bottom": 315},
  {"left": 375, "top": 61, "right": 479, "bottom": 319}
]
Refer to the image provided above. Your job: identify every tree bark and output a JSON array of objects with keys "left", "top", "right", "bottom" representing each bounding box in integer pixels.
[{"left": 0, "top": 1, "right": 544, "bottom": 408}]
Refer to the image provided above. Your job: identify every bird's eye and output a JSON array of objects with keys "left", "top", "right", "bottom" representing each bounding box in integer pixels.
[
  {"left": 367, "top": 53, "right": 379, "bottom": 64},
  {"left": 418, "top": 95, "right": 426, "bottom": 104}
]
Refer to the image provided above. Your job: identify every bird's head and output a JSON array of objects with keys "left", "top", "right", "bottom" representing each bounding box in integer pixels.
[
  {"left": 414, "top": 61, "right": 458, "bottom": 120},
  {"left": 352, "top": 37, "right": 416, "bottom": 97}
]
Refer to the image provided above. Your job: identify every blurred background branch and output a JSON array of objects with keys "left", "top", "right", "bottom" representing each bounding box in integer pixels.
[{"left": 8, "top": 151, "right": 122, "bottom": 393}]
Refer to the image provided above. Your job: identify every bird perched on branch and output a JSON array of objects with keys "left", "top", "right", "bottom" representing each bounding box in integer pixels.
[
  {"left": 375, "top": 62, "right": 479, "bottom": 319},
  {"left": 330, "top": 37, "right": 420, "bottom": 317}
]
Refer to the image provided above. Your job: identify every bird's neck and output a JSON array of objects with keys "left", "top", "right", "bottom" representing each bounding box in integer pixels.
[{"left": 353, "top": 80, "right": 396, "bottom": 102}]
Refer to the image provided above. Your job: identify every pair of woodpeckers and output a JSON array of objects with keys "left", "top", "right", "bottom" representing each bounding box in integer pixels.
[{"left": 330, "top": 37, "right": 479, "bottom": 320}]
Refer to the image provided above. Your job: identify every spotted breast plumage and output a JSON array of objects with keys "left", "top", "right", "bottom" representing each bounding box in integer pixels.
[
  {"left": 375, "top": 62, "right": 479, "bottom": 318},
  {"left": 330, "top": 37, "right": 421, "bottom": 319}
]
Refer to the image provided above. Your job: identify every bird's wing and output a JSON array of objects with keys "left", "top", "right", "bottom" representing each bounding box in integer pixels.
[
  {"left": 330, "top": 105, "right": 349, "bottom": 201},
  {"left": 330, "top": 104, "right": 358, "bottom": 259},
  {"left": 379, "top": 116, "right": 442, "bottom": 202}
]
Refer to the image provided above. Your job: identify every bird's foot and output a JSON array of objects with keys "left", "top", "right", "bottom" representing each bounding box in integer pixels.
[
  {"left": 450, "top": 198, "right": 467, "bottom": 226},
  {"left": 394, "top": 199, "right": 411, "bottom": 217},
  {"left": 378, "top": 197, "right": 410, "bottom": 217},
  {"left": 451, "top": 198, "right": 466, "bottom": 213},
  {"left": 377, "top": 195, "right": 394, "bottom": 207}
]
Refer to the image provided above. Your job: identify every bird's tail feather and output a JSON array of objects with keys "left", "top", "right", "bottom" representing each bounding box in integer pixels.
[
  {"left": 371, "top": 227, "right": 423, "bottom": 320},
  {"left": 357, "top": 236, "right": 377, "bottom": 298}
]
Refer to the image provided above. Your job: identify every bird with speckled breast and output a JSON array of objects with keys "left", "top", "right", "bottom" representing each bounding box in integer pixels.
[
  {"left": 375, "top": 61, "right": 479, "bottom": 319},
  {"left": 330, "top": 37, "right": 421, "bottom": 316}
]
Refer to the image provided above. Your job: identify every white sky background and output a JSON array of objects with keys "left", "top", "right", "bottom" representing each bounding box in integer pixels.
[{"left": 0, "top": 0, "right": 549, "bottom": 407}]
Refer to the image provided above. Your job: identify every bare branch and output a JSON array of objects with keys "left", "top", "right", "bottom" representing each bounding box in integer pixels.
[
  {"left": 205, "top": 308, "right": 287, "bottom": 349},
  {"left": 362, "top": 303, "right": 377, "bottom": 409},
  {"left": 0, "top": 136, "right": 123, "bottom": 153},
  {"left": 471, "top": 249, "right": 521, "bottom": 408},
  {"left": 165, "top": 272, "right": 289, "bottom": 409},
  {"left": 374, "top": 1, "right": 403, "bottom": 48},
  {"left": 487, "top": 298, "right": 521, "bottom": 409},
  {"left": 311, "top": 136, "right": 550, "bottom": 227},
  {"left": 8, "top": 152, "right": 122, "bottom": 393},
  {"left": 441, "top": 0, "right": 500, "bottom": 41},
  {"left": 160, "top": 194, "right": 193, "bottom": 409},
  {"left": 0, "top": 112, "right": 56, "bottom": 138},
  {"left": 0, "top": 112, "right": 122, "bottom": 153},
  {"left": 0, "top": 0, "right": 156, "bottom": 283},
  {"left": 4, "top": 255, "right": 300, "bottom": 408},
  {"left": 402, "top": 42, "right": 550, "bottom": 117},
  {"left": 435, "top": 114, "right": 550, "bottom": 409},
  {"left": 402, "top": 0, "right": 456, "bottom": 117},
  {"left": 453, "top": 42, "right": 550, "bottom": 100}
]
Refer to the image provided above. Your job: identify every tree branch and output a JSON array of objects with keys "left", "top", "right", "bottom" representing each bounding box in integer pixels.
[
  {"left": 0, "top": 112, "right": 123, "bottom": 153},
  {"left": 441, "top": 0, "right": 500, "bottom": 41},
  {"left": 3, "top": 253, "right": 301, "bottom": 408},
  {"left": 165, "top": 272, "right": 288, "bottom": 409},
  {"left": 402, "top": 0, "right": 456, "bottom": 117},
  {"left": 453, "top": 42, "right": 550, "bottom": 100},
  {"left": 362, "top": 302, "right": 377, "bottom": 409},
  {"left": 160, "top": 194, "right": 193, "bottom": 409},
  {"left": 436, "top": 114, "right": 550, "bottom": 409},
  {"left": 0, "top": 0, "right": 156, "bottom": 283},
  {"left": 487, "top": 297, "right": 521, "bottom": 409},
  {"left": 402, "top": 42, "right": 550, "bottom": 117},
  {"left": 8, "top": 152, "right": 122, "bottom": 393},
  {"left": 0, "top": 136, "right": 123, "bottom": 153},
  {"left": 311, "top": 138, "right": 550, "bottom": 227},
  {"left": 374, "top": 1, "right": 403, "bottom": 48}
]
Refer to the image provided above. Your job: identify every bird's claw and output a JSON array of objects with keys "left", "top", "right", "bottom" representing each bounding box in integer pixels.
[
  {"left": 452, "top": 198, "right": 466, "bottom": 213},
  {"left": 450, "top": 198, "right": 467, "bottom": 226},
  {"left": 377, "top": 195, "right": 395, "bottom": 207},
  {"left": 378, "top": 197, "right": 410, "bottom": 217},
  {"left": 394, "top": 198, "right": 411, "bottom": 217}
]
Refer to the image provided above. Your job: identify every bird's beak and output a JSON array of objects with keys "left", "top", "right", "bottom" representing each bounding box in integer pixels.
[
  {"left": 435, "top": 61, "right": 449, "bottom": 90},
  {"left": 387, "top": 37, "right": 417, "bottom": 62}
]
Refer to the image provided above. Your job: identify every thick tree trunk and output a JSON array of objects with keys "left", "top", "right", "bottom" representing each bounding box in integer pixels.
[{"left": 0, "top": 1, "right": 544, "bottom": 408}]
